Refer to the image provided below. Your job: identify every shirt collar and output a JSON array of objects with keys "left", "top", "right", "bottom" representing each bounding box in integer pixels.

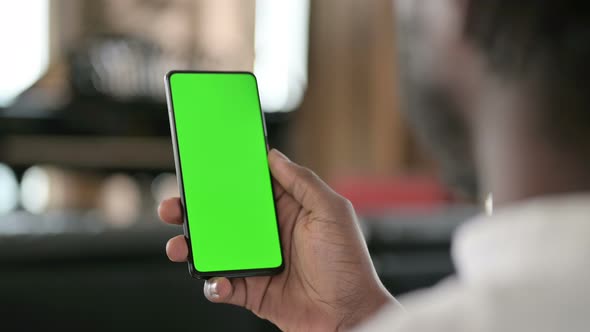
[{"left": 451, "top": 194, "right": 590, "bottom": 283}]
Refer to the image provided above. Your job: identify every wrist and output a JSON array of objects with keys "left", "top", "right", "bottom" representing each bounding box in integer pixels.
[{"left": 336, "top": 285, "right": 398, "bottom": 331}]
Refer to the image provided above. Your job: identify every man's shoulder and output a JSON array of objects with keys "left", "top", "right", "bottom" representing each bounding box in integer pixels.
[
  {"left": 355, "top": 274, "right": 590, "bottom": 332},
  {"left": 356, "top": 195, "right": 590, "bottom": 331}
]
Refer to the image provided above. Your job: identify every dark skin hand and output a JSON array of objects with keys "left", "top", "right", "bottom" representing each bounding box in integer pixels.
[{"left": 159, "top": 149, "right": 397, "bottom": 331}]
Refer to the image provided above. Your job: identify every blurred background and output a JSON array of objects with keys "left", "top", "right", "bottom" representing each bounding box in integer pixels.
[{"left": 0, "top": 0, "right": 480, "bottom": 331}]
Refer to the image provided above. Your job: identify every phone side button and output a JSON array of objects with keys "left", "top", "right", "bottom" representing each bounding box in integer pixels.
[{"left": 183, "top": 221, "right": 189, "bottom": 237}]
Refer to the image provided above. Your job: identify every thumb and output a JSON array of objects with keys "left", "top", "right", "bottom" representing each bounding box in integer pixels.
[
  {"left": 204, "top": 277, "right": 251, "bottom": 309},
  {"left": 204, "top": 277, "right": 238, "bottom": 304},
  {"left": 268, "top": 149, "right": 341, "bottom": 211}
]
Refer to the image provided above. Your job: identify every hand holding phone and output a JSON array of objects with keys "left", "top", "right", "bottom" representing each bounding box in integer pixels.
[{"left": 159, "top": 148, "right": 396, "bottom": 331}]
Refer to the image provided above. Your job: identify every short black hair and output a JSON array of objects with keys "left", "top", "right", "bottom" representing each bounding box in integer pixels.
[{"left": 464, "top": 1, "right": 590, "bottom": 148}]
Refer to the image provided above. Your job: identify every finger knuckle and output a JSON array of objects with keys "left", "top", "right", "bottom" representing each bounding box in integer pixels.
[
  {"left": 291, "top": 167, "right": 317, "bottom": 197},
  {"left": 337, "top": 196, "right": 354, "bottom": 212},
  {"left": 295, "top": 165, "right": 316, "bottom": 183}
]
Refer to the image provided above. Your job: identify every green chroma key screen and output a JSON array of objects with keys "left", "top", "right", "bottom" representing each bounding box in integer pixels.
[{"left": 167, "top": 71, "right": 282, "bottom": 275}]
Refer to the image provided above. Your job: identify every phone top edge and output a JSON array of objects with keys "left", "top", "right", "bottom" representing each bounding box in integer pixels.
[
  {"left": 165, "top": 70, "right": 256, "bottom": 79},
  {"left": 164, "top": 70, "right": 260, "bottom": 107}
]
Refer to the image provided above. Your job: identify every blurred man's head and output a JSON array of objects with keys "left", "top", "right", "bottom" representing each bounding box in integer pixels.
[{"left": 395, "top": 0, "right": 590, "bottom": 204}]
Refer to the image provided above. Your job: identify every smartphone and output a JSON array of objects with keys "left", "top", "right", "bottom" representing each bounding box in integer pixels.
[{"left": 165, "top": 71, "right": 284, "bottom": 279}]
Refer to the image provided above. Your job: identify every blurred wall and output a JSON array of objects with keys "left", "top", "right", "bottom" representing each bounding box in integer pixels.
[
  {"left": 48, "top": 0, "right": 255, "bottom": 70},
  {"left": 292, "top": 0, "right": 431, "bottom": 181},
  {"left": 46, "top": 0, "right": 432, "bottom": 182}
]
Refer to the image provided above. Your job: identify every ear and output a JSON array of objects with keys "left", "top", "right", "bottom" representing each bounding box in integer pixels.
[
  {"left": 455, "top": 0, "right": 469, "bottom": 12},
  {"left": 426, "top": 0, "right": 484, "bottom": 120},
  {"left": 453, "top": 0, "right": 470, "bottom": 32},
  {"left": 421, "top": 0, "right": 463, "bottom": 41}
]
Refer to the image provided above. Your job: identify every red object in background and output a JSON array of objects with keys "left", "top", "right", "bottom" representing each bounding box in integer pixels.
[{"left": 331, "top": 177, "right": 453, "bottom": 214}]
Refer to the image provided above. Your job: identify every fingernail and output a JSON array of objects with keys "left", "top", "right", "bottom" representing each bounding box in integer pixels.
[
  {"left": 271, "top": 149, "right": 290, "bottom": 161},
  {"left": 156, "top": 201, "right": 163, "bottom": 216},
  {"left": 165, "top": 239, "right": 171, "bottom": 254},
  {"left": 205, "top": 278, "right": 220, "bottom": 299}
]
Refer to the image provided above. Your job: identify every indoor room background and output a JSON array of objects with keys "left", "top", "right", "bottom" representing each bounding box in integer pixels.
[{"left": 0, "top": 1, "right": 479, "bottom": 331}]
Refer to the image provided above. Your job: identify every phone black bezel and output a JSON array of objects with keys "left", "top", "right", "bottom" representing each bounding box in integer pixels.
[{"left": 164, "top": 70, "right": 285, "bottom": 279}]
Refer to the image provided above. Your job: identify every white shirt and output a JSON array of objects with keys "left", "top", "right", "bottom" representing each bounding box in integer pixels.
[{"left": 354, "top": 195, "right": 590, "bottom": 331}]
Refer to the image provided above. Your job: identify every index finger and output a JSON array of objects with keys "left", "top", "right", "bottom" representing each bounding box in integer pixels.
[
  {"left": 268, "top": 149, "right": 339, "bottom": 210},
  {"left": 158, "top": 197, "right": 184, "bottom": 225}
]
